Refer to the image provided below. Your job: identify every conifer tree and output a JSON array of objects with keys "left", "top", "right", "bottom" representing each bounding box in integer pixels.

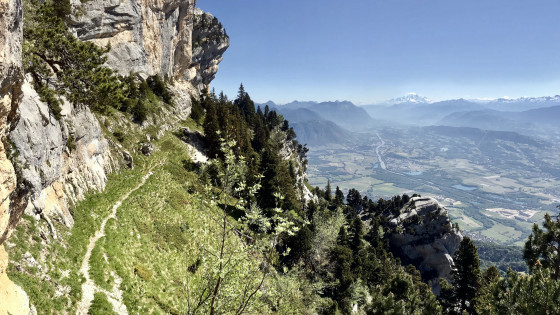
[
  {"left": 258, "top": 147, "right": 280, "bottom": 211},
  {"left": 325, "top": 180, "right": 332, "bottom": 202},
  {"left": 234, "top": 83, "right": 256, "bottom": 123},
  {"left": 451, "top": 236, "right": 482, "bottom": 314},
  {"left": 251, "top": 116, "right": 268, "bottom": 152},
  {"left": 203, "top": 98, "right": 221, "bottom": 158},
  {"left": 337, "top": 226, "right": 349, "bottom": 247},
  {"left": 334, "top": 186, "right": 344, "bottom": 207},
  {"left": 350, "top": 216, "right": 364, "bottom": 253},
  {"left": 524, "top": 211, "right": 560, "bottom": 280},
  {"left": 346, "top": 188, "right": 362, "bottom": 208},
  {"left": 23, "top": 1, "right": 126, "bottom": 116}
]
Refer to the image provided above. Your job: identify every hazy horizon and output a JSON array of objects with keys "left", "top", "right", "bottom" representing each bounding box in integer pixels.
[
  {"left": 198, "top": 0, "right": 560, "bottom": 104},
  {"left": 252, "top": 92, "right": 560, "bottom": 107}
]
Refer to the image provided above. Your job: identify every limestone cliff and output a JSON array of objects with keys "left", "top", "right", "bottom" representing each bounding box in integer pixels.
[
  {"left": 0, "top": 0, "right": 22, "bottom": 245},
  {"left": 387, "top": 197, "right": 462, "bottom": 292},
  {"left": 0, "top": 0, "right": 31, "bottom": 314},
  {"left": 0, "top": 1, "right": 227, "bottom": 311},
  {"left": 9, "top": 83, "right": 116, "bottom": 231},
  {"left": 69, "top": 0, "right": 229, "bottom": 93},
  {"left": 6, "top": 0, "right": 229, "bottom": 233},
  {"left": 191, "top": 8, "right": 230, "bottom": 92}
]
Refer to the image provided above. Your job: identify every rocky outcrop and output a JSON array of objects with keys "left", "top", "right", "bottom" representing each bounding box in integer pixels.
[
  {"left": 191, "top": 9, "right": 230, "bottom": 91},
  {"left": 388, "top": 197, "right": 462, "bottom": 292},
  {"left": 69, "top": 0, "right": 229, "bottom": 93},
  {"left": 7, "top": 0, "right": 229, "bottom": 232},
  {"left": 0, "top": 0, "right": 32, "bottom": 313},
  {"left": 1, "top": 0, "right": 227, "bottom": 311},
  {"left": 9, "top": 83, "right": 115, "bottom": 231},
  {"left": 0, "top": 0, "right": 23, "bottom": 244}
]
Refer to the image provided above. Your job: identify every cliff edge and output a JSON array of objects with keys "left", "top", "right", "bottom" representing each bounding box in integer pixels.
[
  {"left": 7, "top": 0, "right": 229, "bottom": 234},
  {"left": 388, "top": 196, "right": 463, "bottom": 292},
  {"left": 0, "top": 0, "right": 31, "bottom": 314},
  {"left": 1, "top": 1, "right": 228, "bottom": 312}
]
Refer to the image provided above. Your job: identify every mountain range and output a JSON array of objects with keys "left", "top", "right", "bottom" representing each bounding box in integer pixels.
[
  {"left": 260, "top": 93, "right": 559, "bottom": 147},
  {"left": 364, "top": 94, "right": 560, "bottom": 136}
]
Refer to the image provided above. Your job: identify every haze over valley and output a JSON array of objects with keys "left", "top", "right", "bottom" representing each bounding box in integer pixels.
[{"left": 264, "top": 94, "right": 560, "bottom": 246}]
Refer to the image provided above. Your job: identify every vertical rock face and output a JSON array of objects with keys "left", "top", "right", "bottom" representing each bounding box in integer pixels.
[
  {"left": 0, "top": 0, "right": 22, "bottom": 244},
  {"left": 0, "top": 0, "right": 31, "bottom": 314},
  {"left": 190, "top": 9, "right": 230, "bottom": 91},
  {"left": 388, "top": 197, "right": 462, "bottom": 291},
  {"left": 69, "top": 0, "right": 229, "bottom": 93},
  {"left": 1, "top": 0, "right": 228, "bottom": 311},
  {"left": 9, "top": 83, "right": 114, "bottom": 229},
  {"left": 8, "top": 0, "right": 230, "bottom": 230}
]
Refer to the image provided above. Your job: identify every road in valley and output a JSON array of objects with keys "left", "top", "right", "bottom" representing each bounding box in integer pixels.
[{"left": 375, "top": 132, "right": 386, "bottom": 170}]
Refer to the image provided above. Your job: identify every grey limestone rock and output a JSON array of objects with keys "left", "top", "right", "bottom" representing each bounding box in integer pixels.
[
  {"left": 190, "top": 9, "right": 230, "bottom": 91},
  {"left": 69, "top": 0, "right": 229, "bottom": 93},
  {"left": 0, "top": 0, "right": 23, "bottom": 243},
  {"left": 0, "top": 1, "right": 32, "bottom": 313},
  {"left": 10, "top": 82, "right": 114, "bottom": 228},
  {"left": 140, "top": 142, "right": 154, "bottom": 156},
  {"left": 388, "top": 196, "right": 462, "bottom": 292}
]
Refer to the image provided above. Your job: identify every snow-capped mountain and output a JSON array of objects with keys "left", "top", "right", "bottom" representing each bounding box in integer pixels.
[
  {"left": 472, "top": 95, "right": 560, "bottom": 111},
  {"left": 375, "top": 93, "right": 433, "bottom": 106},
  {"left": 492, "top": 95, "right": 560, "bottom": 104},
  {"left": 373, "top": 93, "right": 560, "bottom": 111}
]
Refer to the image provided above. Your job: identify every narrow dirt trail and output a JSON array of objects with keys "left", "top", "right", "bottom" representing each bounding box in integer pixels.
[{"left": 76, "top": 169, "right": 155, "bottom": 315}]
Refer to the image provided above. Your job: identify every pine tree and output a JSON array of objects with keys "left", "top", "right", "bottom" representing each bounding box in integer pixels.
[
  {"left": 337, "top": 226, "right": 349, "bottom": 247},
  {"left": 334, "top": 186, "right": 344, "bottom": 207},
  {"left": 234, "top": 83, "right": 256, "bottom": 123},
  {"left": 23, "top": 2, "right": 126, "bottom": 116},
  {"left": 203, "top": 98, "right": 221, "bottom": 158},
  {"left": 350, "top": 216, "right": 364, "bottom": 253},
  {"left": 325, "top": 180, "right": 332, "bottom": 202},
  {"left": 346, "top": 188, "right": 362, "bottom": 208},
  {"left": 330, "top": 244, "right": 354, "bottom": 313},
  {"left": 258, "top": 147, "right": 280, "bottom": 211},
  {"left": 451, "top": 236, "right": 482, "bottom": 314},
  {"left": 251, "top": 116, "right": 268, "bottom": 152},
  {"left": 524, "top": 211, "right": 560, "bottom": 280}
]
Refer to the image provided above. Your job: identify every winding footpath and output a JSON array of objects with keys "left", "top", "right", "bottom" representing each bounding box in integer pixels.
[{"left": 76, "top": 169, "right": 155, "bottom": 315}]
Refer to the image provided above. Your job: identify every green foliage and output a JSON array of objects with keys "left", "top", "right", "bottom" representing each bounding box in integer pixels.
[
  {"left": 112, "top": 132, "right": 125, "bottom": 143},
  {"left": 131, "top": 99, "right": 148, "bottom": 123},
  {"left": 477, "top": 267, "right": 560, "bottom": 315},
  {"left": 89, "top": 292, "right": 116, "bottom": 315},
  {"left": 134, "top": 264, "right": 153, "bottom": 281},
  {"left": 22, "top": 1, "right": 174, "bottom": 123},
  {"left": 448, "top": 237, "right": 482, "bottom": 314},
  {"left": 146, "top": 74, "right": 173, "bottom": 104},
  {"left": 187, "top": 138, "right": 301, "bottom": 314},
  {"left": 524, "top": 211, "right": 560, "bottom": 280},
  {"left": 366, "top": 272, "right": 442, "bottom": 314},
  {"left": 189, "top": 97, "right": 205, "bottom": 124},
  {"left": 23, "top": 1, "right": 126, "bottom": 116},
  {"left": 200, "top": 86, "right": 307, "bottom": 214},
  {"left": 90, "top": 237, "right": 114, "bottom": 291},
  {"left": 334, "top": 186, "right": 345, "bottom": 207},
  {"left": 66, "top": 135, "right": 76, "bottom": 152},
  {"left": 52, "top": 0, "right": 71, "bottom": 18},
  {"left": 475, "top": 240, "right": 528, "bottom": 274}
]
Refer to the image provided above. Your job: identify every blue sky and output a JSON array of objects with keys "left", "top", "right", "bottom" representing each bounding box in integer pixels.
[{"left": 198, "top": 0, "right": 560, "bottom": 104}]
